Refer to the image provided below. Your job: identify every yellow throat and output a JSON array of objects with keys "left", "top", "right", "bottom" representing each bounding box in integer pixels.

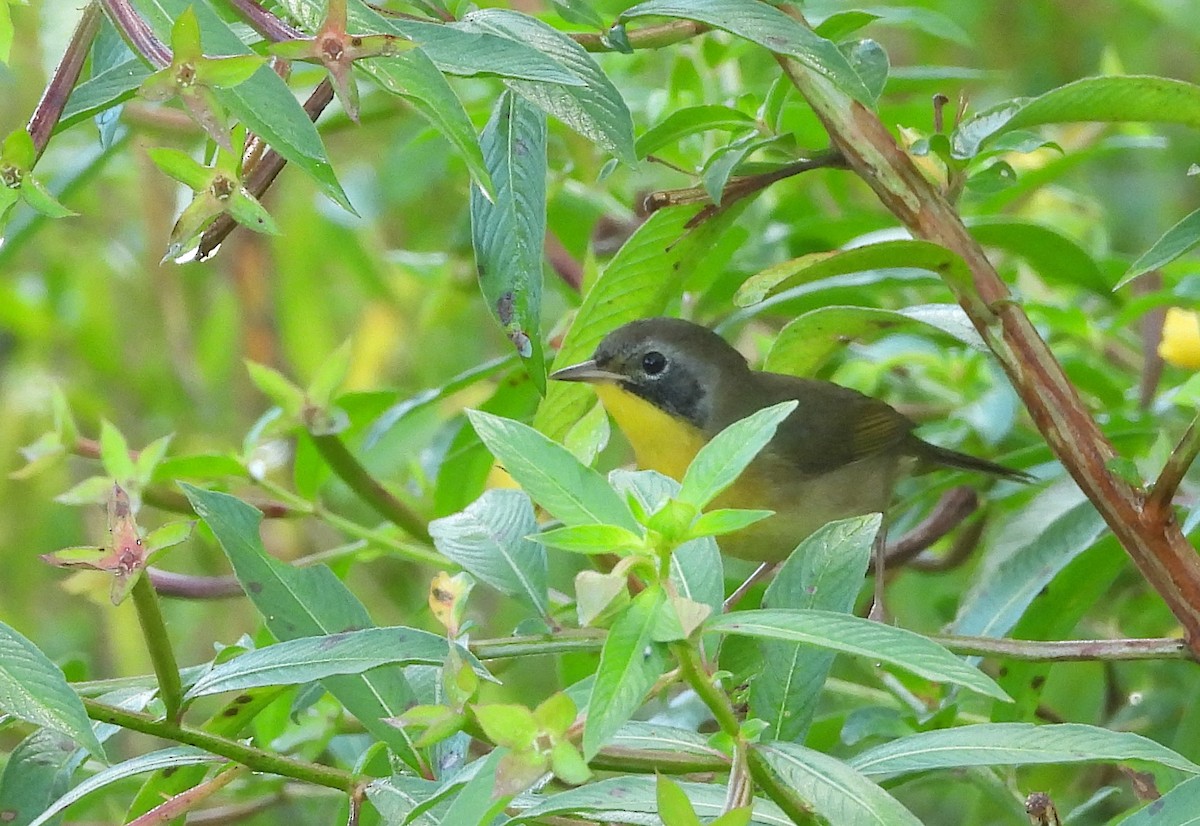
[{"left": 592, "top": 382, "right": 708, "bottom": 482}]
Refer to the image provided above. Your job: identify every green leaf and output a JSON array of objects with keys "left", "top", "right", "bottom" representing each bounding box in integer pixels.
[
  {"left": 842, "top": 38, "right": 888, "bottom": 103},
  {"left": 281, "top": 0, "right": 586, "bottom": 84},
  {"left": 134, "top": 433, "right": 173, "bottom": 484},
  {"left": 461, "top": 9, "right": 637, "bottom": 166},
  {"left": 146, "top": 146, "right": 212, "bottom": 191},
  {"left": 534, "top": 691, "right": 577, "bottom": 734},
  {"left": 143, "top": 520, "right": 193, "bottom": 555},
  {"left": 764, "top": 303, "right": 986, "bottom": 376},
  {"left": 1120, "top": 776, "right": 1200, "bottom": 824},
  {"left": 955, "top": 75, "right": 1200, "bottom": 157},
  {"left": 532, "top": 523, "right": 645, "bottom": 554},
  {"left": 224, "top": 187, "right": 280, "bottom": 236},
  {"left": 584, "top": 586, "right": 669, "bottom": 759},
  {"left": 849, "top": 723, "right": 1200, "bottom": 776},
  {"left": 245, "top": 360, "right": 305, "bottom": 417},
  {"left": 708, "top": 609, "right": 1009, "bottom": 701},
  {"left": 1119, "top": 206, "right": 1200, "bottom": 289},
  {"left": 98, "top": 419, "right": 136, "bottom": 483},
  {"left": 621, "top": 0, "right": 873, "bottom": 106},
  {"left": 0, "top": 621, "right": 106, "bottom": 763},
  {"left": 750, "top": 514, "right": 879, "bottom": 742},
  {"left": 657, "top": 774, "right": 702, "bottom": 826},
  {"left": 549, "top": 740, "right": 591, "bottom": 785},
  {"left": 18, "top": 176, "right": 75, "bottom": 218},
  {"left": 968, "top": 218, "right": 1110, "bottom": 294},
  {"left": 512, "top": 776, "right": 791, "bottom": 824},
  {"left": 28, "top": 747, "right": 218, "bottom": 826},
  {"left": 610, "top": 469, "right": 724, "bottom": 613},
  {"left": 952, "top": 497, "right": 1106, "bottom": 638},
  {"left": 736, "top": 239, "right": 972, "bottom": 307},
  {"left": 428, "top": 489, "right": 550, "bottom": 616},
  {"left": 702, "top": 133, "right": 780, "bottom": 205},
  {"left": 358, "top": 48, "right": 494, "bottom": 199},
  {"left": 687, "top": 508, "right": 774, "bottom": 538},
  {"left": 534, "top": 204, "right": 749, "bottom": 441},
  {"left": 179, "top": 485, "right": 426, "bottom": 772},
  {"left": 466, "top": 410, "right": 637, "bottom": 531},
  {"left": 636, "top": 104, "right": 756, "bottom": 159},
  {"left": 305, "top": 340, "right": 353, "bottom": 408},
  {"left": 751, "top": 741, "right": 922, "bottom": 826},
  {"left": 474, "top": 703, "right": 540, "bottom": 750},
  {"left": 185, "top": 627, "right": 489, "bottom": 698},
  {"left": 470, "top": 91, "right": 547, "bottom": 386},
  {"left": 677, "top": 400, "right": 798, "bottom": 510},
  {"left": 195, "top": 54, "right": 264, "bottom": 89}
]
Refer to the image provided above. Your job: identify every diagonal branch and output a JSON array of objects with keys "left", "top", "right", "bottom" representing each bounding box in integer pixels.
[{"left": 776, "top": 8, "right": 1200, "bottom": 656}]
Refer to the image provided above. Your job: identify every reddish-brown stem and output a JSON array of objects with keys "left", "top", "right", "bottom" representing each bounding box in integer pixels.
[
  {"left": 99, "top": 0, "right": 171, "bottom": 67},
  {"left": 776, "top": 9, "right": 1200, "bottom": 656},
  {"left": 1147, "top": 415, "right": 1200, "bottom": 521},
  {"left": 196, "top": 79, "right": 334, "bottom": 259},
  {"left": 226, "top": 0, "right": 306, "bottom": 41},
  {"left": 884, "top": 487, "right": 978, "bottom": 567},
  {"left": 28, "top": 3, "right": 102, "bottom": 158}
]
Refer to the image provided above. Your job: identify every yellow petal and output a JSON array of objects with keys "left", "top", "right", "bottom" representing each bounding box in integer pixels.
[{"left": 1159, "top": 308, "right": 1200, "bottom": 370}]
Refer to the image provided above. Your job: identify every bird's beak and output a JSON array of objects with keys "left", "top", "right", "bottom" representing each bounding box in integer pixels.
[{"left": 548, "top": 359, "right": 624, "bottom": 384}]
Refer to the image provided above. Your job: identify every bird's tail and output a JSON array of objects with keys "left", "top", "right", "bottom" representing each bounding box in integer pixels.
[{"left": 915, "top": 441, "right": 1033, "bottom": 483}]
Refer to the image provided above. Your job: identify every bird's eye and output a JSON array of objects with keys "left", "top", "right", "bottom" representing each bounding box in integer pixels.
[{"left": 642, "top": 351, "right": 667, "bottom": 375}]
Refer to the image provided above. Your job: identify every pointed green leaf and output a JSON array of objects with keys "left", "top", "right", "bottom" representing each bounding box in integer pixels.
[
  {"left": 677, "top": 400, "right": 797, "bottom": 509},
  {"left": 657, "top": 774, "right": 702, "bottom": 826},
  {"left": 466, "top": 410, "right": 637, "bottom": 531},
  {"left": 751, "top": 514, "right": 879, "bottom": 743},
  {"left": 621, "top": 0, "right": 873, "bottom": 105},
  {"left": 1121, "top": 776, "right": 1200, "bottom": 825},
  {"left": 146, "top": 147, "right": 212, "bottom": 191},
  {"left": 19, "top": 175, "right": 75, "bottom": 218},
  {"left": 470, "top": 91, "right": 548, "bottom": 386},
  {"left": 185, "top": 627, "right": 489, "bottom": 699},
  {"left": 98, "top": 420, "right": 136, "bottom": 483},
  {"left": 195, "top": 54, "right": 265, "bottom": 88},
  {"left": 474, "top": 703, "right": 539, "bottom": 750},
  {"left": 751, "top": 741, "right": 922, "bottom": 826},
  {"left": 461, "top": 9, "right": 637, "bottom": 166},
  {"left": 849, "top": 723, "right": 1200, "bottom": 776},
  {"left": 179, "top": 485, "right": 426, "bottom": 772},
  {"left": 1119, "top": 206, "right": 1200, "bottom": 289},
  {"left": 709, "top": 608, "right": 1009, "bottom": 701},
  {"left": 0, "top": 621, "right": 106, "bottom": 763},
  {"left": 636, "top": 104, "right": 756, "bottom": 159},
  {"left": 532, "top": 523, "right": 645, "bottom": 554},
  {"left": 687, "top": 508, "right": 774, "bottom": 539},
  {"left": 583, "top": 586, "right": 669, "bottom": 759},
  {"left": 429, "top": 489, "right": 550, "bottom": 616}
]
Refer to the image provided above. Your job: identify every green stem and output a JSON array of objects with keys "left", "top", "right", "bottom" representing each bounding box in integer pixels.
[
  {"left": 470, "top": 631, "right": 606, "bottom": 661},
  {"left": 1147, "top": 414, "right": 1200, "bottom": 520},
  {"left": 83, "top": 698, "right": 359, "bottom": 793},
  {"left": 670, "top": 641, "right": 740, "bottom": 737},
  {"left": 574, "top": 19, "right": 707, "bottom": 52},
  {"left": 308, "top": 430, "right": 432, "bottom": 543},
  {"left": 318, "top": 508, "right": 445, "bottom": 566},
  {"left": 131, "top": 574, "right": 183, "bottom": 721}
]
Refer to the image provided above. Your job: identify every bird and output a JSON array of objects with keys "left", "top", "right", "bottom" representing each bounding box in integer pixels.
[{"left": 549, "top": 316, "right": 1029, "bottom": 563}]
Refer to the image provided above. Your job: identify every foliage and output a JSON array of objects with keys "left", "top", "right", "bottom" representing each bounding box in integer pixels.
[{"left": 2, "top": 1, "right": 1200, "bottom": 824}]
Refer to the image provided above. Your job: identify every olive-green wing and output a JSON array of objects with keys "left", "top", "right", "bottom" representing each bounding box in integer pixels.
[{"left": 737, "top": 372, "right": 916, "bottom": 474}]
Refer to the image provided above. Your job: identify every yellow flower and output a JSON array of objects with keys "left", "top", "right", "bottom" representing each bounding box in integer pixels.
[{"left": 1160, "top": 308, "right": 1200, "bottom": 370}]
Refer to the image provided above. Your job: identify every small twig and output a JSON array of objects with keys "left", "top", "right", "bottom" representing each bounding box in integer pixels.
[
  {"left": 28, "top": 3, "right": 102, "bottom": 158},
  {"left": 574, "top": 20, "right": 708, "bottom": 52},
  {"left": 932, "top": 634, "right": 1191, "bottom": 662},
  {"left": 641, "top": 152, "right": 849, "bottom": 217},
  {"left": 909, "top": 512, "right": 986, "bottom": 572},
  {"left": 544, "top": 232, "right": 583, "bottom": 292},
  {"left": 306, "top": 429, "right": 432, "bottom": 543},
  {"left": 884, "top": 487, "right": 978, "bottom": 567},
  {"left": 723, "top": 562, "right": 775, "bottom": 612},
  {"left": 84, "top": 698, "right": 361, "bottom": 792},
  {"left": 226, "top": 0, "right": 305, "bottom": 41},
  {"left": 99, "top": 0, "right": 171, "bottom": 67},
  {"left": 127, "top": 765, "right": 248, "bottom": 826},
  {"left": 149, "top": 568, "right": 244, "bottom": 599},
  {"left": 588, "top": 744, "right": 727, "bottom": 775},
  {"left": 1146, "top": 414, "right": 1200, "bottom": 522},
  {"left": 130, "top": 574, "right": 184, "bottom": 720},
  {"left": 671, "top": 641, "right": 740, "bottom": 735},
  {"left": 196, "top": 80, "right": 335, "bottom": 259}
]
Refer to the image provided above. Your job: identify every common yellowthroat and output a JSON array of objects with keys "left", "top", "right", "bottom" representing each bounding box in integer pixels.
[{"left": 550, "top": 317, "right": 1029, "bottom": 562}]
